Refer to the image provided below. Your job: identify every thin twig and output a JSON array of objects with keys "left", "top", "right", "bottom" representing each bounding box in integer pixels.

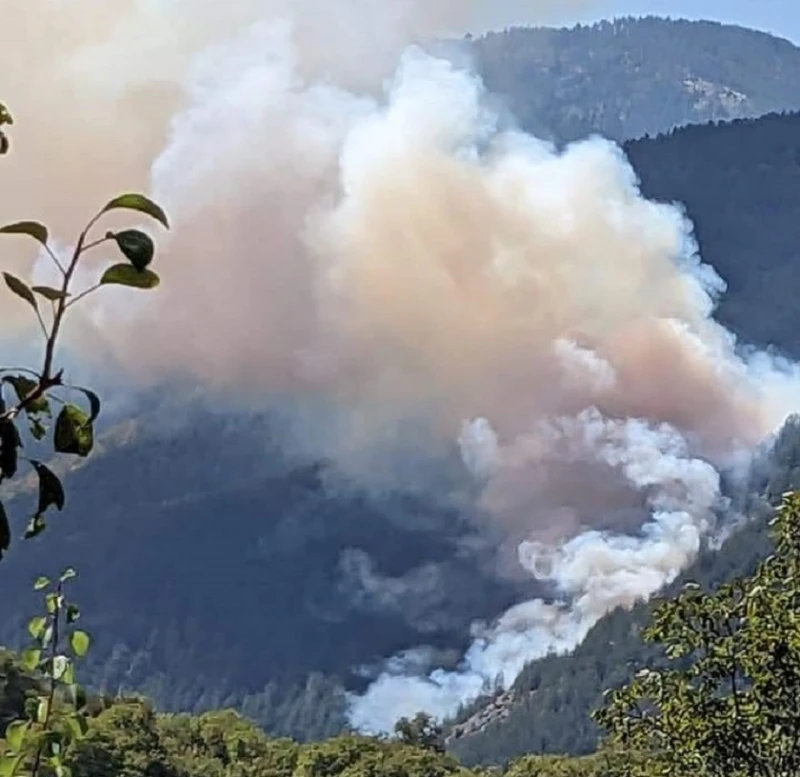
[
  {"left": 42, "top": 244, "right": 66, "bottom": 276},
  {"left": 79, "top": 235, "right": 111, "bottom": 253},
  {"left": 30, "top": 583, "right": 61, "bottom": 777},
  {"left": 33, "top": 306, "right": 49, "bottom": 340},
  {"left": 65, "top": 283, "right": 101, "bottom": 310}
]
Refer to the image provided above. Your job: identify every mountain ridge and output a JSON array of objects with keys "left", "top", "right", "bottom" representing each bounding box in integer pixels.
[{"left": 470, "top": 16, "right": 800, "bottom": 142}]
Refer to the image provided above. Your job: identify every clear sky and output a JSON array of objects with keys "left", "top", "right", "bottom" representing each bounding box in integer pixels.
[{"left": 565, "top": 0, "right": 800, "bottom": 44}]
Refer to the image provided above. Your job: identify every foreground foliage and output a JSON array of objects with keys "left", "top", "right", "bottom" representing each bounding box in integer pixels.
[
  {"left": 595, "top": 491, "right": 800, "bottom": 776},
  {"left": 0, "top": 688, "right": 610, "bottom": 777},
  {"left": 1, "top": 103, "right": 169, "bottom": 776}
]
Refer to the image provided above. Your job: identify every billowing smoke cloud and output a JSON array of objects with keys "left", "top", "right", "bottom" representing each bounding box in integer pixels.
[
  {"left": 349, "top": 410, "right": 727, "bottom": 728},
  {"left": 4, "top": 0, "right": 800, "bottom": 734}
]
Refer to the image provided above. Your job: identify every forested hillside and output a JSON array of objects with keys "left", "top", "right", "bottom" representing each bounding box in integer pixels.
[
  {"left": 5, "top": 492, "right": 800, "bottom": 777},
  {"left": 0, "top": 402, "right": 524, "bottom": 740},
  {"left": 626, "top": 111, "right": 800, "bottom": 353},
  {"left": 471, "top": 17, "right": 800, "bottom": 142}
]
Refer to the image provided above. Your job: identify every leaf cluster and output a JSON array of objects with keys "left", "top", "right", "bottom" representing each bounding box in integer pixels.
[
  {"left": 595, "top": 491, "right": 800, "bottom": 777},
  {"left": 0, "top": 193, "right": 169, "bottom": 556},
  {"left": 1, "top": 571, "right": 92, "bottom": 777}
]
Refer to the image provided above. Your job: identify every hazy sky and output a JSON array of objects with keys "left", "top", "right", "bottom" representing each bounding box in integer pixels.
[{"left": 568, "top": 0, "right": 800, "bottom": 43}]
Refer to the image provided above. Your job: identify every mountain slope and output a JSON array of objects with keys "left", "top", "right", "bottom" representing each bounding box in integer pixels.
[
  {"left": 471, "top": 17, "right": 800, "bottom": 142},
  {"left": 448, "top": 516, "right": 775, "bottom": 764},
  {"left": 0, "top": 401, "right": 524, "bottom": 739},
  {"left": 625, "top": 111, "right": 800, "bottom": 354}
]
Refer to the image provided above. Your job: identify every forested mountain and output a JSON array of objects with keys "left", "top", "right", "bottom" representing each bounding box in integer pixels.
[
  {"left": 5, "top": 65, "right": 800, "bottom": 758},
  {"left": 626, "top": 112, "right": 800, "bottom": 353},
  {"left": 470, "top": 17, "right": 800, "bottom": 142}
]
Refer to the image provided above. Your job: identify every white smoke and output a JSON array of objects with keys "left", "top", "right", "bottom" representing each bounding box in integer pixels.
[{"left": 348, "top": 409, "right": 724, "bottom": 729}]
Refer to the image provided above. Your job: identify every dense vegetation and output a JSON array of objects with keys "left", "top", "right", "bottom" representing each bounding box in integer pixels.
[
  {"left": 0, "top": 672, "right": 614, "bottom": 777},
  {"left": 0, "top": 394, "right": 530, "bottom": 738},
  {"left": 594, "top": 492, "right": 800, "bottom": 776},
  {"left": 470, "top": 17, "right": 800, "bottom": 142}
]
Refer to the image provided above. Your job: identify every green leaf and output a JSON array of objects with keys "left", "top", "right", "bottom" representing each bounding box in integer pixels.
[
  {"left": 66, "top": 714, "right": 88, "bottom": 739},
  {"left": 36, "top": 697, "right": 49, "bottom": 724},
  {"left": 0, "top": 501, "right": 9, "bottom": 560},
  {"left": 0, "top": 419, "right": 22, "bottom": 479},
  {"left": 0, "top": 754, "right": 25, "bottom": 777},
  {"left": 111, "top": 229, "right": 155, "bottom": 271},
  {"left": 24, "top": 514, "right": 46, "bottom": 540},
  {"left": 34, "top": 576, "right": 50, "bottom": 591},
  {"left": 29, "top": 418, "right": 47, "bottom": 441},
  {"left": 99, "top": 263, "right": 160, "bottom": 290},
  {"left": 32, "top": 286, "right": 68, "bottom": 302},
  {"left": 69, "top": 630, "right": 90, "bottom": 658},
  {"left": 62, "top": 661, "right": 75, "bottom": 686},
  {"left": 66, "top": 604, "right": 80, "bottom": 624},
  {"left": 52, "top": 655, "right": 70, "bottom": 681},
  {"left": 60, "top": 567, "right": 77, "bottom": 583},
  {"left": 99, "top": 193, "right": 170, "bottom": 229},
  {"left": 0, "top": 221, "right": 49, "bottom": 247},
  {"left": 31, "top": 461, "right": 65, "bottom": 514},
  {"left": 4, "top": 720, "right": 29, "bottom": 753},
  {"left": 28, "top": 615, "right": 47, "bottom": 638},
  {"left": 71, "top": 387, "right": 101, "bottom": 424},
  {"left": 52, "top": 758, "right": 72, "bottom": 777},
  {"left": 45, "top": 593, "right": 62, "bottom": 615},
  {"left": 21, "top": 647, "right": 41, "bottom": 671},
  {"left": 54, "top": 404, "right": 93, "bottom": 457},
  {"left": 3, "top": 376, "right": 49, "bottom": 416},
  {"left": 2, "top": 273, "right": 39, "bottom": 312}
]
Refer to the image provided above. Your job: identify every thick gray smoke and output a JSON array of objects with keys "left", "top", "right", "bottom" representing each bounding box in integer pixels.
[{"left": 4, "top": 0, "right": 800, "bottom": 733}]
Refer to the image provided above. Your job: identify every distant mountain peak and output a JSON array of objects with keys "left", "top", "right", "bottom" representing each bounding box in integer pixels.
[{"left": 467, "top": 16, "right": 800, "bottom": 142}]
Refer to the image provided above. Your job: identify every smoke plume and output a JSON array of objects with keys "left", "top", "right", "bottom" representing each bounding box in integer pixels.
[{"left": 4, "top": 0, "right": 800, "bottom": 732}]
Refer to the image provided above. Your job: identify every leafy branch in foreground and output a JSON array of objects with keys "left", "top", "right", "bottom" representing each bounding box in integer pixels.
[
  {"left": 0, "top": 192, "right": 169, "bottom": 556},
  {"left": 0, "top": 106, "right": 170, "bottom": 777},
  {"left": 594, "top": 491, "right": 800, "bottom": 777},
  {"left": 1, "top": 570, "right": 92, "bottom": 777}
]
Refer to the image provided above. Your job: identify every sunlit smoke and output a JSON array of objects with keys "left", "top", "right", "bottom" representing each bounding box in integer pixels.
[{"left": 3, "top": 0, "right": 800, "bottom": 733}]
